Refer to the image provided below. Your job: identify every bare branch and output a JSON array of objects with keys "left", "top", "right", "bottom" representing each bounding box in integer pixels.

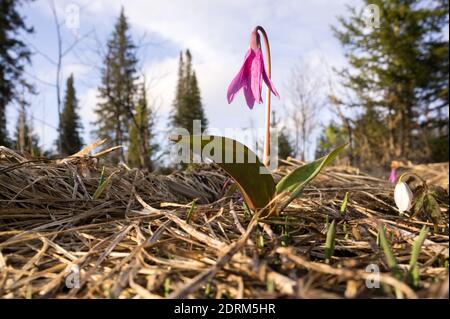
[{"left": 285, "top": 58, "right": 326, "bottom": 160}]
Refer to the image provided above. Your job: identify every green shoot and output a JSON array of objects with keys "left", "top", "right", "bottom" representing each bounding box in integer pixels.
[
  {"left": 186, "top": 199, "right": 197, "bottom": 224},
  {"left": 325, "top": 220, "right": 336, "bottom": 264},
  {"left": 164, "top": 277, "right": 171, "bottom": 297},
  {"left": 378, "top": 224, "right": 400, "bottom": 279},
  {"left": 266, "top": 278, "right": 275, "bottom": 293},
  {"left": 408, "top": 226, "right": 428, "bottom": 287},
  {"left": 340, "top": 192, "right": 349, "bottom": 214}
]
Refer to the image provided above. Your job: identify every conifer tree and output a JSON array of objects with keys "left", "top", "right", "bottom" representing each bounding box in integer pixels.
[
  {"left": 0, "top": 0, "right": 33, "bottom": 146},
  {"left": 315, "top": 121, "right": 349, "bottom": 164},
  {"left": 59, "top": 74, "right": 83, "bottom": 156},
  {"left": 171, "top": 50, "right": 208, "bottom": 135},
  {"left": 333, "top": 0, "right": 449, "bottom": 164},
  {"left": 128, "top": 82, "right": 158, "bottom": 170},
  {"left": 94, "top": 8, "right": 138, "bottom": 163}
]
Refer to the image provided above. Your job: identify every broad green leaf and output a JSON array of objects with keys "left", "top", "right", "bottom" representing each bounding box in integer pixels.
[
  {"left": 408, "top": 226, "right": 428, "bottom": 287},
  {"left": 276, "top": 143, "right": 348, "bottom": 211},
  {"left": 170, "top": 135, "right": 276, "bottom": 211},
  {"left": 324, "top": 220, "right": 336, "bottom": 263}
]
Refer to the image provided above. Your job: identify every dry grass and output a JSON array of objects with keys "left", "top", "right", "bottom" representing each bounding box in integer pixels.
[{"left": 0, "top": 146, "right": 448, "bottom": 299}]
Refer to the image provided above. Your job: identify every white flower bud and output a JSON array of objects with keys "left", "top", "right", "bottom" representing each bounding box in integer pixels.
[{"left": 394, "top": 181, "right": 413, "bottom": 213}]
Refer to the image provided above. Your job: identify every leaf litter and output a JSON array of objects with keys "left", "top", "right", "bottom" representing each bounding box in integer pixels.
[{"left": 0, "top": 145, "right": 448, "bottom": 299}]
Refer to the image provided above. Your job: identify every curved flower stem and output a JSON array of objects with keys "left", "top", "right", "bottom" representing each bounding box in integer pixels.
[
  {"left": 256, "top": 26, "right": 272, "bottom": 167},
  {"left": 398, "top": 172, "right": 426, "bottom": 184}
]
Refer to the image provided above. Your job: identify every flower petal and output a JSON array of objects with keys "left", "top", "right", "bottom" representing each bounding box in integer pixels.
[
  {"left": 389, "top": 168, "right": 397, "bottom": 184},
  {"left": 243, "top": 83, "right": 255, "bottom": 109},
  {"left": 262, "top": 61, "right": 280, "bottom": 98},
  {"left": 227, "top": 49, "right": 254, "bottom": 105},
  {"left": 394, "top": 182, "right": 413, "bottom": 212},
  {"left": 250, "top": 49, "right": 263, "bottom": 104}
]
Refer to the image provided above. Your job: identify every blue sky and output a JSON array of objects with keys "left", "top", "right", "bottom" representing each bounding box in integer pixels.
[{"left": 6, "top": 0, "right": 363, "bottom": 160}]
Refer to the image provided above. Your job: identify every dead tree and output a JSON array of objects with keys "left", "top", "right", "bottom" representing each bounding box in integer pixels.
[{"left": 286, "top": 60, "right": 325, "bottom": 161}]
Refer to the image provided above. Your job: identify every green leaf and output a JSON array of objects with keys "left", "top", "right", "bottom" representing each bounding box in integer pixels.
[
  {"left": 170, "top": 135, "right": 276, "bottom": 211},
  {"left": 426, "top": 193, "right": 441, "bottom": 222},
  {"left": 408, "top": 226, "right": 428, "bottom": 287},
  {"left": 325, "top": 220, "right": 336, "bottom": 263},
  {"left": 257, "top": 225, "right": 265, "bottom": 248},
  {"left": 378, "top": 224, "right": 400, "bottom": 279},
  {"left": 413, "top": 192, "right": 426, "bottom": 217},
  {"left": 276, "top": 143, "right": 348, "bottom": 211}
]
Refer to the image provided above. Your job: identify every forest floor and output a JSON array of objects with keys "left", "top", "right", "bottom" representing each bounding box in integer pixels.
[{"left": 0, "top": 145, "right": 448, "bottom": 299}]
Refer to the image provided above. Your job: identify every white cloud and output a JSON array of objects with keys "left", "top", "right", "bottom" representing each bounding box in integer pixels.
[{"left": 78, "top": 87, "right": 98, "bottom": 141}]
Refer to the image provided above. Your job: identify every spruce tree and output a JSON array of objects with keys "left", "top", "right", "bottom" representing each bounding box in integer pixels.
[
  {"left": 0, "top": 0, "right": 33, "bottom": 146},
  {"left": 128, "top": 83, "right": 158, "bottom": 170},
  {"left": 59, "top": 74, "right": 83, "bottom": 156},
  {"left": 333, "top": 0, "right": 449, "bottom": 164},
  {"left": 171, "top": 50, "right": 208, "bottom": 135},
  {"left": 94, "top": 8, "right": 138, "bottom": 163}
]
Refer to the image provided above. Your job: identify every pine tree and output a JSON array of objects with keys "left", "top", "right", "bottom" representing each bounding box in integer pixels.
[
  {"left": 94, "top": 8, "right": 138, "bottom": 163},
  {"left": 128, "top": 82, "right": 158, "bottom": 170},
  {"left": 0, "top": 0, "right": 33, "bottom": 146},
  {"left": 14, "top": 104, "right": 40, "bottom": 156},
  {"left": 333, "top": 0, "right": 449, "bottom": 164},
  {"left": 59, "top": 74, "right": 83, "bottom": 156},
  {"left": 171, "top": 50, "right": 208, "bottom": 135}
]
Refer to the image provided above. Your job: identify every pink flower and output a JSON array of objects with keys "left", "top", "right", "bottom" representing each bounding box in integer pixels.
[
  {"left": 227, "top": 28, "right": 279, "bottom": 109},
  {"left": 389, "top": 168, "right": 397, "bottom": 184}
]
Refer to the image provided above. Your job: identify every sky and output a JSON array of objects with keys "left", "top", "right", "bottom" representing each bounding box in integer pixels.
[{"left": 6, "top": 0, "right": 363, "bottom": 161}]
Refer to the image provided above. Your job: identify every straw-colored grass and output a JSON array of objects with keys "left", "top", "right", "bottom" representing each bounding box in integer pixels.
[{"left": 0, "top": 146, "right": 448, "bottom": 299}]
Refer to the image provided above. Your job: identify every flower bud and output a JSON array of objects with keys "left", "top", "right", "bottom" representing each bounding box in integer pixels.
[
  {"left": 394, "top": 181, "right": 413, "bottom": 213},
  {"left": 249, "top": 29, "right": 261, "bottom": 51}
]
